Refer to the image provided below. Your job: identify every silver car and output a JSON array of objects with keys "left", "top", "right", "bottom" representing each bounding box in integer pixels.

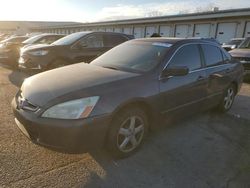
[{"left": 230, "top": 37, "right": 250, "bottom": 77}]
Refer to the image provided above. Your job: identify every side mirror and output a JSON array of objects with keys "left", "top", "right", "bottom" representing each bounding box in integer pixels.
[{"left": 161, "top": 66, "right": 189, "bottom": 78}]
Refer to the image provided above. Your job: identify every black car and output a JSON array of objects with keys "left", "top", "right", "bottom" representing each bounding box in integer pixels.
[
  {"left": 18, "top": 31, "right": 134, "bottom": 71},
  {"left": 12, "top": 38, "right": 244, "bottom": 158},
  {"left": 0, "top": 36, "right": 29, "bottom": 67},
  {"left": 21, "top": 33, "right": 65, "bottom": 49}
]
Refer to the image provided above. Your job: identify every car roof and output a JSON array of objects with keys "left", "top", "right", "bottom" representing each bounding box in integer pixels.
[
  {"left": 133, "top": 37, "right": 219, "bottom": 46},
  {"left": 78, "top": 31, "right": 133, "bottom": 37},
  {"left": 39, "top": 33, "right": 65, "bottom": 36}
]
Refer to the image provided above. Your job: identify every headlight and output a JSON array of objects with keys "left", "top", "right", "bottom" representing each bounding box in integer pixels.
[
  {"left": 28, "top": 50, "right": 48, "bottom": 56},
  {"left": 41, "top": 96, "right": 99, "bottom": 119}
]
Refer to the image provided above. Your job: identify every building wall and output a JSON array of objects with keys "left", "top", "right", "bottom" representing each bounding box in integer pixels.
[{"left": 31, "top": 9, "right": 250, "bottom": 43}]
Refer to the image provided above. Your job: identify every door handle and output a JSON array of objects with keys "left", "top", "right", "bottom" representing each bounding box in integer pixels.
[
  {"left": 197, "top": 75, "right": 206, "bottom": 81},
  {"left": 225, "top": 68, "right": 232, "bottom": 73},
  {"left": 210, "top": 73, "right": 223, "bottom": 78}
]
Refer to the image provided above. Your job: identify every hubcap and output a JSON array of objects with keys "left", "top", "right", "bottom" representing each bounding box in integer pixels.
[
  {"left": 117, "top": 116, "right": 145, "bottom": 153},
  {"left": 224, "top": 88, "right": 234, "bottom": 110}
]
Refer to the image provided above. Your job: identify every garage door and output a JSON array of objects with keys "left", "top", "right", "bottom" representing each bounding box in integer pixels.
[
  {"left": 114, "top": 28, "right": 122, "bottom": 33},
  {"left": 145, "top": 26, "right": 157, "bottom": 38},
  {"left": 123, "top": 27, "right": 132, "bottom": 35},
  {"left": 134, "top": 27, "right": 144, "bottom": 38},
  {"left": 216, "top": 23, "right": 237, "bottom": 43},
  {"left": 194, "top": 24, "right": 211, "bottom": 38},
  {"left": 159, "top": 25, "right": 171, "bottom": 37},
  {"left": 106, "top": 28, "right": 113, "bottom": 32},
  {"left": 175, "top": 25, "right": 189, "bottom": 38},
  {"left": 98, "top": 28, "right": 105, "bottom": 32},
  {"left": 244, "top": 22, "right": 250, "bottom": 38}
]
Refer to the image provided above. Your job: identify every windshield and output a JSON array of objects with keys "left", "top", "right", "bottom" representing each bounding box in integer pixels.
[
  {"left": 225, "top": 39, "right": 244, "bottom": 46},
  {"left": 23, "top": 35, "right": 43, "bottom": 44},
  {"left": 238, "top": 38, "right": 250, "bottom": 49},
  {"left": 52, "top": 32, "right": 89, "bottom": 45},
  {"left": 91, "top": 41, "right": 170, "bottom": 73}
]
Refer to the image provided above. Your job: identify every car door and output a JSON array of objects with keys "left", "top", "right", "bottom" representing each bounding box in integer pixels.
[
  {"left": 159, "top": 44, "right": 208, "bottom": 115},
  {"left": 71, "top": 33, "right": 105, "bottom": 63},
  {"left": 200, "top": 44, "right": 234, "bottom": 107}
]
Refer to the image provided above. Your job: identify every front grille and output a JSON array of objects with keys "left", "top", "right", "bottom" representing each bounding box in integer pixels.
[{"left": 17, "top": 93, "right": 39, "bottom": 112}]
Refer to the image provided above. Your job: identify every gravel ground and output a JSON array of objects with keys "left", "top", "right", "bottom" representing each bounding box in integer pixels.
[{"left": 0, "top": 65, "right": 249, "bottom": 188}]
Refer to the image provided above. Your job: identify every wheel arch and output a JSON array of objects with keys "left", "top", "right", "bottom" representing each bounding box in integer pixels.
[
  {"left": 110, "top": 98, "right": 156, "bottom": 129},
  {"left": 231, "top": 80, "right": 238, "bottom": 93}
]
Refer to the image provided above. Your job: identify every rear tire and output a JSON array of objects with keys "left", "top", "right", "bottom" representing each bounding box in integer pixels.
[
  {"left": 217, "top": 84, "right": 236, "bottom": 112},
  {"left": 107, "top": 107, "right": 148, "bottom": 159}
]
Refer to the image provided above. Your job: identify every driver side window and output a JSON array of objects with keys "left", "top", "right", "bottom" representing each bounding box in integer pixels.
[
  {"left": 168, "top": 44, "right": 202, "bottom": 71},
  {"left": 79, "top": 34, "right": 104, "bottom": 48}
]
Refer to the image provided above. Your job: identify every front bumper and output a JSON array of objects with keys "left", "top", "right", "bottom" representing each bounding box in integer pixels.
[{"left": 12, "top": 98, "right": 112, "bottom": 153}]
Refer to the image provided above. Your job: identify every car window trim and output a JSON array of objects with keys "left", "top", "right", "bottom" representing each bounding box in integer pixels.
[
  {"left": 166, "top": 43, "right": 203, "bottom": 72},
  {"left": 200, "top": 43, "right": 226, "bottom": 68},
  {"left": 162, "top": 42, "right": 221, "bottom": 71},
  {"left": 159, "top": 55, "right": 228, "bottom": 81},
  {"left": 160, "top": 64, "right": 230, "bottom": 81}
]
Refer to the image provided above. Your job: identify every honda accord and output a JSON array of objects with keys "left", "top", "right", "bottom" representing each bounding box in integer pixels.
[{"left": 12, "top": 38, "right": 244, "bottom": 158}]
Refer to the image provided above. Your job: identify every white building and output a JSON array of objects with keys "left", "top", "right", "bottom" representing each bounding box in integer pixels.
[{"left": 31, "top": 8, "right": 250, "bottom": 43}]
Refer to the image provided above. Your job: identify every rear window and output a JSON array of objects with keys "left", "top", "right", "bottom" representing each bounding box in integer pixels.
[
  {"left": 201, "top": 44, "right": 224, "bottom": 67},
  {"left": 221, "top": 49, "right": 232, "bottom": 61},
  {"left": 103, "top": 34, "right": 128, "bottom": 47}
]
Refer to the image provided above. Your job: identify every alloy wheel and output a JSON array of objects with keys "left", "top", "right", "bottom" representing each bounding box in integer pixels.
[
  {"left": 224, "top": 87, "right": 234, "bottom": 110},
  {"left": 117, "top": 116, "right": 145, "bottom": 153}
]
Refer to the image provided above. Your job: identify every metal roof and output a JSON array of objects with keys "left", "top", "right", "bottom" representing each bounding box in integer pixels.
[{"left": 33, "top": 7, "right": 250, "bottom": 29}]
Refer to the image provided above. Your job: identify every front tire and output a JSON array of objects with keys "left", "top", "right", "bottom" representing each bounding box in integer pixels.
[
  {"left": 107, "top": 107, "right": 148, "bottom": 158},
  {"left": 217, "top": 84, "right": 236, "bottom": 112}
]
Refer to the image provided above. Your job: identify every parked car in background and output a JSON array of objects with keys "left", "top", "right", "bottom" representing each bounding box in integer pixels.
[
  {"left": 222, "top": 38, "right": 245, "bottom": 51},
  {"left": 18, "top": 31, "right": 134, "bottom": 71},
  {"left": 0, "top": 33, "right": 11, "bottom": 42},
  {"left": 229, "top": 37, "right": 250, "bottom": 77},
  {"left": 0, "top": 36, "right": 29, "bottom": 67},
  {"left": 12, "top": 38, "right": 243, "bottom": 158},
  {"left": 21, "top": 33, "right": 65, "bottom": 49}
]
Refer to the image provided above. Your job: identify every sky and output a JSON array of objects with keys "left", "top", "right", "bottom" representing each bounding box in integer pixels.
[{"left": 0, "top": 0, "right": 250, "bottom": 22}]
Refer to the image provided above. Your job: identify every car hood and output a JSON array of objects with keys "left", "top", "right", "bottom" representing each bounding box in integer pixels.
[
  {"left": 21, "top": 63, "right": 139, "bottom": 106},
  {"left": 229, "top": 48, "right": 250, "bottom": 58}
]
